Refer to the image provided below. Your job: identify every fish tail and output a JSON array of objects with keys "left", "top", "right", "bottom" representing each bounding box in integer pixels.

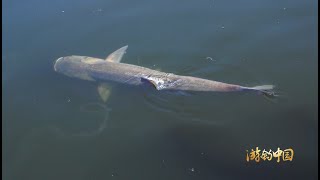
[{"left": 243, "top": 85, "right": 277, "bottom": 98}]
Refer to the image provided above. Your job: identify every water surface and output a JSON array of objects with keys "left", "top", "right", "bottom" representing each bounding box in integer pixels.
[{"left": 3, "top": 0, "right": 318, "bottom": 179}]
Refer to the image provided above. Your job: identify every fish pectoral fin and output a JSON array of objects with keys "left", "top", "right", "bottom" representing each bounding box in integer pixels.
[
  {"left": 97, "top": 83, "right": 112, "bottom": 102},
  {"left": 105, "top": 45, "right": 128, "bottom": 63},
  {"left": 141, "top": 76, "right": 164, "bottom": 90}
]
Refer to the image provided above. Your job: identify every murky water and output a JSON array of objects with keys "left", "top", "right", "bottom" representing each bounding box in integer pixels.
[{"left": 3, "top": 0, "right": 318, "bottom": 179}]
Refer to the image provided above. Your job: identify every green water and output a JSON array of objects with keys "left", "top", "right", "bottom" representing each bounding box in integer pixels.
[{"left": 3, "top": 0, "right": 318, "bottom": 179}]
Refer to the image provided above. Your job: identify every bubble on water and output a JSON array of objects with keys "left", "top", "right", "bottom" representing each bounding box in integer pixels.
[{"left": 93, "top": 8, "right": 103, "bottom": 13}]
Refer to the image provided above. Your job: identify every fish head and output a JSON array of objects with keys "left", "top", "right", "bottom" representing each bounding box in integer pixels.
[{"left": 54, "top": 56, "right": 104, "bottom": 81}]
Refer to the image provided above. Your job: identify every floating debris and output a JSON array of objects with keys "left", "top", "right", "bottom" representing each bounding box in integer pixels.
[
  {"left": 200, "top": 152, "right": 207, "bottom": 159},
  {"left": 206, "top": 57, "right": 215, "bottom": 61},
  {"left": 187, "top": 167, "right": 199, "bottom": 175},
  {"left": 111, "top": 172, "right": 118, "bottom": 177},
  {"left": 161, "top": 159, "right": 166, "bottom": 168}
]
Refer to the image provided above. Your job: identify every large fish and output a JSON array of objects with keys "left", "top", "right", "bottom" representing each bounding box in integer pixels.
[{"left": 54, "top": 46, "right": 276, "bottom": 101}]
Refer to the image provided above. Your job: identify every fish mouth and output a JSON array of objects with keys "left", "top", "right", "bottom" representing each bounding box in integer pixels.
[{"left": 54, "top": 57, "right": 64, "bottom": 72}]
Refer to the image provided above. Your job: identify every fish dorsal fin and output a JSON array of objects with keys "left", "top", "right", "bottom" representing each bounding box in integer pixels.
[{"left": 105, "top": 45, "right": 128, "bottom": 63}]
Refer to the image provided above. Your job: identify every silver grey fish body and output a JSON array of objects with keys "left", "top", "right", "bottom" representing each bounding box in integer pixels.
[
  {"left": 96, "top": 62, "right": 242, "bottom": 92},
  {"left": 54, "top": 55, "right": 275, "bottom": 96}
]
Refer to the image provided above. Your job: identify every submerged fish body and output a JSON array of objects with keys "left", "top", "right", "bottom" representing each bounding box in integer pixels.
[{"left": 54, "top": 46, "right": 275, "bottom": 98}]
